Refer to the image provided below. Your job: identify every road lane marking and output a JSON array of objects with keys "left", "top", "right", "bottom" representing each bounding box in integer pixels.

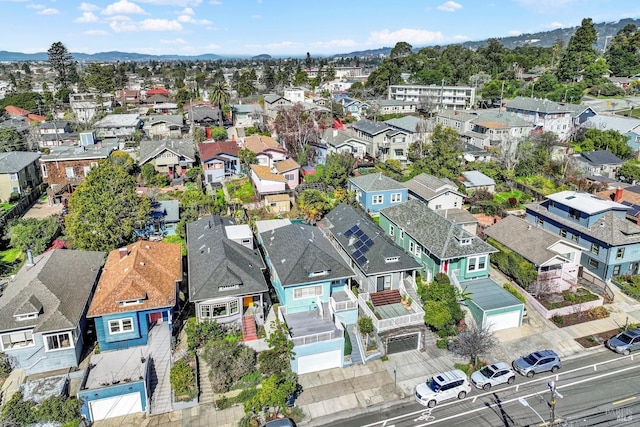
[{"left": 612, "top": 396, "right": 636, "bottom": 406}]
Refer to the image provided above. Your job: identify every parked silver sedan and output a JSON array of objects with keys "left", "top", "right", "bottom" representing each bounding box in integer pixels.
[{"left": 470, "top": 362, "right": 516, "bottom": 391}]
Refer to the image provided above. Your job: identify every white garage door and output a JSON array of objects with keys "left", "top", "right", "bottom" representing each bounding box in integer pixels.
[
  {"left": 89, "top": 392, "right": 142, "bottom": 421},
  {"left": 486, "top": 310, "right": 522, "bottom": 331},
  {"left": 297, "top": 350, "right": 341, "bottom": 374}
]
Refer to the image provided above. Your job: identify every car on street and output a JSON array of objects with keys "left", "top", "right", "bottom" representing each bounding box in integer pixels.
[
  {"left": 261, "top": 418, "right": 296, "bottom": 427},
  {"left": 606, "top": 328, "right": 640, "bottom": 355},
  {"left": 415, "top": 369, "right": 471, "bottom": 408},
  {"left": 512, "top": 349, "right": 561, "bottom": 378},
  {"left": 470, "top": 362, "right": 516, "bottom": 391}
]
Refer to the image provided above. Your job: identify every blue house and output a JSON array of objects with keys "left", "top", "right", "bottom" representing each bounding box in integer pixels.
[
  {"left": 256, "top": 220, "right": 355, "bottom": 374},
  {"left": 82, "top": 241, "right": 182, "bottom": 421},
  {"left": 349, "top": 173, "right": 407, "bottom": 214},
  {"left": 320, "top": 204, "right": 427, "bottom": 355},
  {"left": 379, "top": 199, "right": 497, "bottom": 283},
  {"left": 525, "top": 190, "right": 640, "bottom": 280},
  {"left": 0, "top": 249, "right": 105, "bottom": 376}
]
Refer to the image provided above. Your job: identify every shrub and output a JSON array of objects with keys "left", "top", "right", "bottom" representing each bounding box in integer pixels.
[
  {"left": 503, "top": 282, "right": 526, "bottom": 303},
  {"left": 216, "top": 395, "right": 230, "bottom": 410},
  {"left": 436, "top": 339, "right": 448, "bottom": 349},
  {"left": 552, "top": 315, "right": 564, "bottom": 325},
  {"left": 236, "top": 387, "right": 259, "bottom": 404},
  {"left": 588, "top": 306, "right": 610, "bottom": 319},
  {"left": 343, "top": 324, "right": 352, "bottom": 355},
  {"left": 170, "top": 359, "right": 196, "bottom": 397},
  {"left": 454, "top": 362, "right": 472, "bottom": 376}
]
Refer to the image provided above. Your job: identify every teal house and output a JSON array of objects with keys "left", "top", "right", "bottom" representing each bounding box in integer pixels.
[{"left": 379, "top": 199, "right": 497, "bottom": 283}]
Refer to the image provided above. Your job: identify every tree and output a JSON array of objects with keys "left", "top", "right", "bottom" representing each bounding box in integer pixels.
[
  {"left": 208, "top": 81, "right": 231, "bottom": 126},
  {"left": 618, "top": 161, "right": 640, "bottom": 183},
  {"left": 605, "top": 23, "right": 640, "bottom": 77},
  {"left": 556, "top": 18, "right": 598, "bottom": 82},
  {"left": 239, "top": 148, "right": 257, "bottom": 173},
  {"left": 323, "top": 151, "right": 356, "bottom": 188},
  {"left": 84, "top": 63, "right": 115, "bottom": 94},
  {"left": 574, "top": 128, "right": 631, "bottom": 159},
  {"left": 297, "top": 189, "right": 333, "bottom": 224},
  {"left": 272, "top": 103, "right": 329, "bottom": 163},
  {"left": 418, "top": 273, "right": 465, "bottom": 332},
  {"left": 358, "top": 316, "right": 374, "bottom": 346},
  {"left": 245, "top": 372, "right": 297, "bottom": 420},
  {"left": 0, "top": 128, "right": 26, "bottom": 152},
  {"left": 203, "top": 339, "right": 256, "bottom": 393},
  {"left": 47, "top": 41, "right": 74, "bottom": 89},
  {"left": 450, "top": 324, "right": 498, "bottom": 366},
  {"left": 7, "top": 217, "right": 60, "bottom": 256},
  {"left": 65, "top": 162, "right": 150, "bottom": 252},
  {"left": 410, "top": 124, "right": 463, "bottom": 179},
  {"left": 210, "top": 126, "right": 227, "bottom": 141}
]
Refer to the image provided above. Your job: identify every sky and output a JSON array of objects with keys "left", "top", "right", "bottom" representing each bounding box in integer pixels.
[{"left": 0, "top": 0, "right": 638, "bottom": 57}]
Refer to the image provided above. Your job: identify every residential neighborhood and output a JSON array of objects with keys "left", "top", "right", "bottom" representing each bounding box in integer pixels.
[{"left": 1, "top": 12, "right": 640, "bottom": 427}]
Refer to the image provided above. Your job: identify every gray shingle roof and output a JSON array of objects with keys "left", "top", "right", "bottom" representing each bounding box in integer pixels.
[
  {"left": 403, "top": 173, "right": 462, "bottom": 201},
  {"left": 505, "top": 96, "right": 573, "bottom": 114},
  {"left": 94, "top": 114, "right": 141, "bottom": 128},
  {"left": 484, "top": 215, "right": 574, "bottom": 266},
  {"left": 259, "top": 223, "right": 354, "bottom": 286},
  {"left": 385, "top": 116, "right": 423, "bottom": 133},
  {"left": 352, "top": 119, "right": 391, "bottom": 136},
  {"left": 380, "top": 199, "right": 497, "bottom": 260},
  {"left": 349, "top": 173, "right": 405, "bottom": 192},
  {"left": 321, "top": 128, "right": 369, "bottom": 149},
  {"left": 144, "top": 114, "right": 184, "bottom": 127},
  {"left": 139, "top": 139, "right": 195, "bottom": 165},
  {"left": 0, "top": 151, "right": 40, "bottom": 173},
  {"left": 525, "top": 202, "right": 640, "bottom": 246},
  {"left": 0, "top": 249, "right": 105, "bottom": 333},
  {"left": 320, "top": 204, "right": 421, "bottom": 275},
  {"left": 186, "top": 215, "right": 268, "bottom": 302},
  {"left": 579, "top": 150, "right": 623, "bottom": 166}
]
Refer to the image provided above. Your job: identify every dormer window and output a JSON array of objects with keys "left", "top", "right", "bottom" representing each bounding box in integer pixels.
[
  {"left": 309, "top": 270, "right": 329, "bottom": 278},
  {"left": 119, "top": 299, "right": 143, "bottom": 307},
  {"left": 459, "top": 238, "right": 472, "bottom": 246},
  {"left": 14, "top": 313, "right": 38, "bottom": 321},
  {"left": 385, "top": 256, "right": 399, "bottom": 263},
  {"left": 218, "top": 284, "right": 240, "bottom": 292}
]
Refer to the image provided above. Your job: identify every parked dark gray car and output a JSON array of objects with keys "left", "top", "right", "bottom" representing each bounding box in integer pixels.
[
  {"left": 512, "top": 349, "right": 561, "bottom": 378},
  {"left": 606, "top": 328, "right": 640, "bottom": 355}
]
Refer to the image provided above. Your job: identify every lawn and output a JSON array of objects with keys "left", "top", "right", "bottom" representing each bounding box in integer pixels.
[
  {"left": 494, "top": 190, "right": 524, "bottom": 204},
  {"left": 615, "top": 109, "right": 640, "bottom": 119},
  {"left": 226, "top": 178, "right": 255, "bottom": 203},
  {"left": 0, "top": 248, "right": 21, "bottom": 263},
  {"left": 0, "top": 203, "right": 14, "bottom": 215}
]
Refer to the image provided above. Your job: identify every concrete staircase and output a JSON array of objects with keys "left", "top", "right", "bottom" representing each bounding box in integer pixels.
[
  {"left": 242, "top": 315, "right": 258, "bottom": 341},
  {"left": 346, "top": 324, "right": 364, "bottom": 365},
  {"left": 148, "top": 326, "right": 173, "bottom": 415},
  {"left": 197, "top": 353, "right": 215, "bottom": 405}
]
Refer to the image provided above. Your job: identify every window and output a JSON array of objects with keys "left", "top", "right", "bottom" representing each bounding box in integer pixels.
[
  {"left": 467, "top": 256, "right": 487, "bottom": 272},
  {"left": 200, "top": 300, "right": 240, "bottom": 319},
  {"left": 559, "top": 229, "right": 567, "bottom": 238},
  {"left": 41, "top": 164, "right": 47, "bottom": 178},
  {"left": 409, "top": 241, "right": 415, "bottom": 253},
  {"left": 613, "top": 265, "right": 621, "bottom": 276},
  {"left": 478, "top": 256, "right": 486, "bottom": 270},
  {"left": 65, "top": 167, "right": 75, "bottom": 178},
  {"left": 108, "top": 318, "right": 134, "bottom": 334},
  {"left": 415, "top": 245, "right": 422, "bottom": 257},
  {"left": 569, "top": 208, "right": 580, "bottom": 220},
  {"left": 588, "top": 258, "right": 599, "bottom": 269},
  {"left": 1, "top": 330, "right": 34, "bottom": 350},
  {"left": 284, "top": 173, "right": 295, "bottom": 181},
  {"left": 44, "top": 332, "right": 72, "bottom": 351},
  {"left": 309, "top": 270, "right": 328, "bottom": 277},
  {"left": 537, "top": 217, "right": 544, "bottom": 226},
  {"left": 372, "top": 195, "right": 383, "bottom": 205},
  {"left": 391, "top": 193, "right": 402, "bottom": 203},
  {"left": 294, "top": 285, "right": 323, "bottom": 299},
  {"left": 571, "top": 234, "right": 579, "bottom": 243},
  {"left": 389, "top": 225, "right": 395, "bottom": 237},
  {"left": 385, "top": 256, "right": 399, "bottom": 263},
  {"left": 400, "top": 229, "right": 404, "bottom": 240},
  {"left": 83, "top": 166, "right": 91, "bottom": 176},
  {"left": 617, "top": 248, "right": 625, "bottom": 259},
  {"left": 9, "top": 173, "right": 18, "bottom": 180},
  {"left": 591, "top": 242, "right": 600, "bottom": 255}
]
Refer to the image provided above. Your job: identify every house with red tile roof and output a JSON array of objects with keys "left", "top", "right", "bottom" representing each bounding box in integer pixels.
[{"left": 5, "top": 105, "right": 30, "bottom": 117}]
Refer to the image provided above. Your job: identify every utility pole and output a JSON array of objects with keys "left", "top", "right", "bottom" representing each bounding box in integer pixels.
[{"left": 548, "top": 380, "right": 563, "bottom": 426}]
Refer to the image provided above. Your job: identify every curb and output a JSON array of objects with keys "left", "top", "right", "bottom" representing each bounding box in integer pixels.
[{"left": 299, "top": 396, "right": 414, "bottom": 427}]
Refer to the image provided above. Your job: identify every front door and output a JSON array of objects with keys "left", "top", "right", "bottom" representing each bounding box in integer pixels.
[
  {"left": 376, "top": 276, "right": 385, "bottom": 292},
  {"left": 149, "top": 312, "right": 162, "bottom": 324}
]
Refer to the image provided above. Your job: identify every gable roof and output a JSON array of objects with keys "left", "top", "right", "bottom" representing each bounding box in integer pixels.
[
  {"left": 5, "top": 106, "right": 30, "bottom": 116},
  {"left": 189, "top": 106, "right": 222, "bottom": 121},
  {"left": 461, "top": 170, "right": 496, "bottom": 188},
  {"left": 250, "top": 164, "right": 287, "bottom": 182},
  {"left": 94, "top": 114, "right": 141, "bottom": 128},
  {"left": 144, "top": 114, "right": 184, "bottom": 127},
  {"left": 187, "top": 215, "right": 268, "bottom": 302},
  {"left": 274, "top": 158, "right": 300, "bottom": 173},
  {"left": 403, "top": 173, "right": 462, "bottom": 201},
  {"left": 320, "top": 204, "right": 421, "bottom": 275},
  {"left": 87, "top": 241, "right": 181, "bottom": 317},
  {"left": 579, "top": 150, "right": 623, "bottom": 166},
  {"left": 139, "top": 139, "right": 195, "bottom": 165},
  {"left": 385, "top": 116, "right": 423, "bottom": 133},
  {"left": 484, "top": 215, "right": 579, "bottom": 266},
  {"left": 198, "top": 140, "right": 239, "bottom": 161},
  {"left": 380, "top": 199, "right": 497, "bottom": 260},
  {"left": 259, "top": 223, "right": 354, "bottom": 286},
  {"left": 505, "top": 96, "right": 573, "bottom": 114},
  {"left": 0, "top": 151, "right": 40, "bottom": 173},
  {"left": 352, "top": 119, "right": 391, "bottom": 136},
  {"left": 243, "top": 134, "right": 285, "bottom": 154},
  {"left": 584, "top": 115, "right": 640, "bottom": 134},
  {"left": 0, "top": 250, "right": 105, "bottom": 333},
  {"left": 349, "top": 173, "right": 405, "bottom": 192},
  {"left": 321, "top": 128, "right": 369, "bottom": 149}
]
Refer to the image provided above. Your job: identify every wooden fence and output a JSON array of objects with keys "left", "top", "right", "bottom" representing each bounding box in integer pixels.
[{"left": 0, "top": 183, "right": 48, "bottom": 228}]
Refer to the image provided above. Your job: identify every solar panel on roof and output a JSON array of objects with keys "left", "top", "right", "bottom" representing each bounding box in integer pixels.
[
  {"left": 360, "top": 245, "right": 370, "bottom": 254},
  {"left": 355, "top": 255, "right": 368, "bottom": 265},
  {"left": 355, "top": 229, "right": 365, "bottom": 238},
  {"left": 354, "top": 240, "right": 364, "bottom": 248},
  {"left": 353, "top": 249, "right": 362, "bottom": 258},
  {"left": 363, "top": 238, "right": 373, "bottom": 248},
  {"left": 345, "top": 225, "right": 358, "bottom": 237}
]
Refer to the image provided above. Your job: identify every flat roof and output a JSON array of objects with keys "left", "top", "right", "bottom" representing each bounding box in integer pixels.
[
  {"left": 225, "top": 224, "right": 253, "bottom": 240},
  {"left": 84, "top": 347, "right": 148, "bottom": 390},
  {"left": 546, "top": 191, "right": 628, "bottom": 215},
  {"left": 463, "top": 278, "right": 523, "bottom": 311}
]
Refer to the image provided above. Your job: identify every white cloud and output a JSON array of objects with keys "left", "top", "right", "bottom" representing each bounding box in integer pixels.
[
  {"left": 26, "top": 3, "right": 44, "bottom": 9},
  {"left": 436, "top": 1, "right": 462, "bottom": 12},
  {"left": 37, "top": 7, "right": 59, "bottom": 14},
  {"left": 178, "top": 14, "right": 212, "bottom": 25},
  {"left": 209, "top": 0, "right": 222, "bottom": 4},
  {"left": 312, "top": 39, "right": 357, "bottom": 49},
  {"left": 135, "top": 0, "right": 202, "bottom": 6},
  {"left": 110, "top": 18, "right": 182, "bottom": 32},
  {"left": 547, "top": 21, "right": 565, "bottom": 29},
  {"left": 202, "top": 43, "right": 221, "bottom": 50},
  {"left": 84, "top": 29, "right": 108, "bottom": 36},
  {"left": 160, "top": 38, "right": 188, "bottom": 44},
  {"left": 180, "top": 7, "right": 194, "bottom": 15},
  {"left": 367, "top": 28, "right": 444, "bottom": 46},
  {"left": 75, "top": 11, "right": 98, "bottom": 23},
  {"left": 79, "top": 2, "right": 99, "bottom": 11},
  {"left": 102, "top": 0, "right": 145, "bottom": 16}
]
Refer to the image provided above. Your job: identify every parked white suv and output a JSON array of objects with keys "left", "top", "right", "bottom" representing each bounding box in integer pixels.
[{"left": 415, "top": 369, "right": 471, "bottom": 408}]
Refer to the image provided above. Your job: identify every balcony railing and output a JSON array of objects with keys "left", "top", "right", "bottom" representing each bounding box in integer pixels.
[
  {"left": 277, "top": 305, "right": 343, "bottom": 347},
  {"left": 358, "top": 289, "right": 424, "bottom": 332},
  {"left": 329, "top": 285, "right": 358, "bottom": 312}
]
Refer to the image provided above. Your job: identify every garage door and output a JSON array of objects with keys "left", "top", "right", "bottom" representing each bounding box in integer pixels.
[
  {"left": 89, "top": 393, "right": 142, "bottom": 421},
  {"left": 387, "top": 333, "right": 419, "bottom": 354},
  {"left": 297, "top": 350, "right": 341, "bottom": 374},
  {"left": 486, "top": 310, "right": 521, "bottom": 331}
]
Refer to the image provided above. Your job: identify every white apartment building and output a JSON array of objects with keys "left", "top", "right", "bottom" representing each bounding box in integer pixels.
[{"left": 388, "top": 84, "right": 476, "bottom": 111}]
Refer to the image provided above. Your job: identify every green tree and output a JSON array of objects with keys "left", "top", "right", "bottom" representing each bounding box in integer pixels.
[
  {"left": 239, "top": 147, "right": 258, "bottom": 173},
  {"left": 0, "top": 128, "right": 26, "bottom": 151},
  {"left": 556, "top": 18, "right": 598, "bottom": 82},
  {"left": 210, "top": 126, "right": 227, "bottom": 141},
  {"left": 65, "top": 162, "right": 150, "bottom": 251},
  {"left": 47, "top": 41, "right": 74, "bottom": 89},
  {"left": 322, "top": 151, "right": 356, "bottom": 188},
  {"left": 209, "top": 81, "right": 231, "bottom": 125},
  {"left": 297, "top": 189, "right": 333, "bottom": 224},
  {"left": 618, "top": 161, "right": 640, "bottom": 183},
  {"left": 574, "top": 128, "right": 631, "bottom": 159},
  {"left": 605, "top": 23, "right": 640, "bottom": 77},
  {"left": 410, "top": 124, "right": 463, "bottom": 179},
  {"left": 84, "top": 63, "right": 115, "bottom": 94},
  {"left": 7, "top": 217, "right": 60, "bottom": 255},
  {"left": 418, "top": 273, "right": 464, "bottom": 332},
  {"left": 245, "top": 372, "right": 297, "bottom": 419}
]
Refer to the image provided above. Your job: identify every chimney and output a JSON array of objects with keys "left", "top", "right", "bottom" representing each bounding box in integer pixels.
[
  {"left": 26, "top": 249, "right": 34, "bottom": 267},
  {"left": 614, "top": 186, "right": 623, "bottom": 202},
  {"left": 119, "top": 247, "right": 128, "bottom": 259}
]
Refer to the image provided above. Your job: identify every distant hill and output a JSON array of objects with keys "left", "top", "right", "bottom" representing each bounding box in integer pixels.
[
  {"left": 333, "top": 18, "right": 640, "bottom": 58},
  {"left": 0, "top": 18, "right": 637, "bottom": 62}
]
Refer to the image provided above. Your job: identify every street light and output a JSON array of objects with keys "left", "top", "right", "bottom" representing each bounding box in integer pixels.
[{"left": 518, "top": 397, "right": 548, "bottom": 426}]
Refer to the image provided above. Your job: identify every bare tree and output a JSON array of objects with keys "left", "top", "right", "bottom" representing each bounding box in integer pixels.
[{"left": 451, "top": 323, "right": 497, "bottom": 366}]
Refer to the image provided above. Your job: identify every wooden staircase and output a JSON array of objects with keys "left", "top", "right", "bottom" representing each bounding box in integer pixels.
[
  {"left": 370, "top": 289, "right": 402, "bottom": 307},
  {"left": 242, "top": 315, "right": 258, "bottom": 341}
]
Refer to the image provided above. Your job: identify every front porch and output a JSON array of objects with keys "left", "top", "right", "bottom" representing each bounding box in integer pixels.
[{"left": 357, "top": 285, "right": 424, "bottom": 333}]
